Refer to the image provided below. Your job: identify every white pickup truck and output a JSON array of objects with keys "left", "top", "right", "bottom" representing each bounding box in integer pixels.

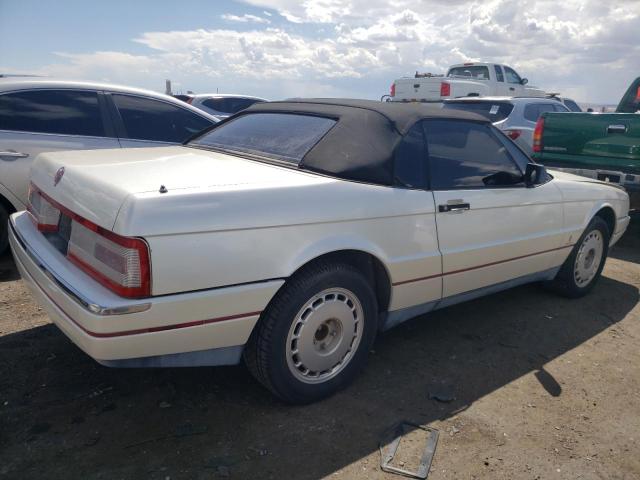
[{"left": 389, "top": 63, "right": 546, "bottom": 102}]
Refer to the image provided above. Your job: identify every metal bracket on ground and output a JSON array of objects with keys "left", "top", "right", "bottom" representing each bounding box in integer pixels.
[{"left": 379, "top": 421, "right": 439, "bottom": 479}]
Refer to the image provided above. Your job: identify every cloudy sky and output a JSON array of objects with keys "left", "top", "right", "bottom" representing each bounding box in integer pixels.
[{"left": 1, "top": 0, "right": 638, "bottom": 104}]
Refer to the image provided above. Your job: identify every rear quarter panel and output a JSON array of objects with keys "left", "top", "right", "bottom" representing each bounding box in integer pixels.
[{"left": 133, "top": 181, "right": 442, "bottom": 311}]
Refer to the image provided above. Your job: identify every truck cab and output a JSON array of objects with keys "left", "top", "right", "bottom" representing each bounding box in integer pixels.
[{"left": 390, "top": 63, "right": 546, "bottom": 102}]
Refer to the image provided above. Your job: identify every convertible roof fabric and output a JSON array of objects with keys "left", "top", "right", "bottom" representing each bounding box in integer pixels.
[{"left": 243, "top": 99, "right": 490, "bottom": 186}]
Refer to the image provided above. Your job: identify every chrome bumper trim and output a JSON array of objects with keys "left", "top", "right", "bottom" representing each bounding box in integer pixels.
[{"left": 9, "top": 217, "right": 151, "bottom": 316}]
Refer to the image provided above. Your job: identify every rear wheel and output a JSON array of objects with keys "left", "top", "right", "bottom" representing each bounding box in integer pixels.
[
  {"left": 244, "top": 262, "right": 377, "bottom": 404},
  {"left": 0, "top": 205, "right": 8, "bottom": 254},
  {"left": 549, "top": 216, "right": 610, "bottom": 298}
]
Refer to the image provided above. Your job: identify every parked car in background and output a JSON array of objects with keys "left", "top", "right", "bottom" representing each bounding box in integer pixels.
[
  {"left": 9, "top": 99, "right": 629, "bottom": 403},
  {"left": 0, "top": 79, "right": 217, "bottom": 252},
  {"left": 174, "top": 93, "right": 267, "bottom": 119},
  {"left": 390, "top": 63, "right": 546, "bottom": 102},
  {"left": 442, "top": 96, "right": 570, "bottom": 151},
  {"left": 533, "top": 77, "right": 640, "bottom": 208}
]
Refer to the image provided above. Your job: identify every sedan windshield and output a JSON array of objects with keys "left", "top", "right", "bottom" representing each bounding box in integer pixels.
[{"left": 190, "top": 113, "right": 336, "bottom": 164}]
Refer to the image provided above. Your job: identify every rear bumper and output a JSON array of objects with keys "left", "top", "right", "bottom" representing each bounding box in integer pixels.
[{"left": 9, "top": 211, "right": 283, "bottom": 366}]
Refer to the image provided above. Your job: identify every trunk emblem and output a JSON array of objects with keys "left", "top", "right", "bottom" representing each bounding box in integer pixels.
[{"left": 54, "top": 167, "right": 65, "bottom": 186}]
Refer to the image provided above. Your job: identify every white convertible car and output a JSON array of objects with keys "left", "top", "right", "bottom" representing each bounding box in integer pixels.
[{"left": 9, "top": 99, "right": 630, "bottom": 403}]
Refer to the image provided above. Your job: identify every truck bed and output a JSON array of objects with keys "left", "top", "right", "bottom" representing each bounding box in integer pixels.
[{"left": 534, "top": 111, "right": 640, "bottom": 207}]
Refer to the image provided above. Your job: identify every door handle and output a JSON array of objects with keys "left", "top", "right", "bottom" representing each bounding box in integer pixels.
[
  {"left": 439, "top": 202, "right": 470, "bottom": 213},
  {"left": 0, "top": 150, "right": 29, "bottom": 158},
  {"left": 509, "top": 87, "right": 515, "bottom": 91},
  {"left": 607, "top": 124, "right": 627, "bottom": 134}
]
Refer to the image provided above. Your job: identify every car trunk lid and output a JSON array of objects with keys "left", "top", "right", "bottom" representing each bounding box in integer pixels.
[{"left": 30, "top": 145, "right": 328, "bottom": 231}]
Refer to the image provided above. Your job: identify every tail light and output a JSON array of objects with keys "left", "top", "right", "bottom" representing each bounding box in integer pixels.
[
  {"left": 440, "top": 82, "right": 451, "bottom": 97},
  {"left": 67, "top": 219, "right": 150, "bottom": 298},
  {"left": 28, "top": 184, "right": 61, "bottom": 232},
  {"left": 28, "top": 182, "right": 151, "bottom": 298},
  {"left": 505, "top": 129, "right": 522, "bottom": 140},
  {"left": 390, "top": 82, "right": 396, "bottom": 97},
  {"left": 636, "top": 86, "right": 640, "bottom": 101},
  {"left": 533, "top": 117, "right": 545, "bottom": 153}
]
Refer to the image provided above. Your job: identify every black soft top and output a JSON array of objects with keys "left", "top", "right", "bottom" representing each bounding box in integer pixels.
[{"left": 241, "top": 99, "right": 490, "bottom": 186}]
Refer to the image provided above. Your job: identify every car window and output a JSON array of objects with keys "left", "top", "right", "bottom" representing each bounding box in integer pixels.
[
  {"left": 0, "top": 89, "right": 105, "bottom": 136},
  {"left": 394, "top": 122, "right": 427, "bottom": 189},
  {"left": 494, "top": 65, "right": 505, "bottom": 82},
  {"left": 191, "top": 113, "right": 336, "bottom": 164},
  {"left": 561, "top": 100, "right": 581, "bottom": 112},
  {"left": 503, "top": 66, "right": 522, "bottom": 85},
  {"left": 447, "top": 66, "right": 490, "bottom": 80},
  {"left": 424, "top": 120, "right": 523, "bottom": 190},
  {"left": 495, "top": 128, "right": 531, "bottom": 170},
  {"left": 202, "top": 97, "right": 263, "bottom": 114},
  {"left": 442, "top": 101, "right": 514, "bottom": 122},
  {"left": 553, "top": 103, "right": 570, "bottom": 112},
  {"left": 112, "top": 94, "right": 212, "bottom": 143},
  {"left": 523, "top": 103, "right": 557, "bottom": 122}
]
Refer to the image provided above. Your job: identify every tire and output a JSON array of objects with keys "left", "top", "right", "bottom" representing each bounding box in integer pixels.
[
  {"left": 0, "top": 205, "right": 8, "bottom": 255},
  {"left": 244, "top": 262, "right": 378, "bottom": 404},
  {"left": 549, "top": 216, "right": 610, "bottom": 298}
]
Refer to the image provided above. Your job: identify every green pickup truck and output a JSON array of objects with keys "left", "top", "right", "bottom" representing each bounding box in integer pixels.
[{"left": 533, "top": 77, "right": 640, "bottom": 208}]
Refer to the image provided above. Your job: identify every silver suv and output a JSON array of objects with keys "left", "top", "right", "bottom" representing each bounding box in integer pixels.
[
  {"left": 442, "top": 97, "right": 570, "bottom": 152},
  {"left": 0, "top": 78, "right": 217, "bottom": 252}
]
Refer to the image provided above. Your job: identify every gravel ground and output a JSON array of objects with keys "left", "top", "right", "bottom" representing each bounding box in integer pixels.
[{"left": 0, "top": 219, "right": 639, "bottom": 480}]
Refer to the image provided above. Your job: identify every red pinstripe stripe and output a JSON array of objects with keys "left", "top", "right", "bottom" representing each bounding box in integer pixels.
[
  {"left": 37, "top": 279, "right": 261, "bottom": 338},
  {"left": 85, "top": 311, "right": 263, "bottom": 338},
  {"left": 392, "top": 244, "right": 573, "bottom": 286}
]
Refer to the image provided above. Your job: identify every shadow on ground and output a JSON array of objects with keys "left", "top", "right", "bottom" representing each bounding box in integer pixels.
[
  {"left": 0, "top": 220, "right": 638, "bottom": 479},
  {"left": 0, "top": 250, "right": 19, "bottom": 283}
]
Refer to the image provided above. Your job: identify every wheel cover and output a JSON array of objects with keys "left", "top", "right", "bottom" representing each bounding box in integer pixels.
[
  {"left": 286, "top": 288, "right": 363, "bottom": 384},
  {"left": 574, "top": 229, "right": 604, "bottom": 288}
]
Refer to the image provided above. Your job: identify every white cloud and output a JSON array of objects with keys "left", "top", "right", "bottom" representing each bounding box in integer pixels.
[
  {"left": 221, "top": 13, "right": 270, "bottom": 24},
  {"left": 4, "top": 0, "right": 639, "bottom": 103}
]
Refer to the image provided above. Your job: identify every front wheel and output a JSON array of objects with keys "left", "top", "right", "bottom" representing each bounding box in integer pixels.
[
  {"left": 244, "top": 262, "right": 377, "bottom": 404},
  {"left": 549, "top": 216, "right": 610, "bottom": 298}
]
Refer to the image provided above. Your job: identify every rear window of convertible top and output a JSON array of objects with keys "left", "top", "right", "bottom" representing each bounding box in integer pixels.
[{"left": 190, "top": 113, "right": 336, "bottom": 164}]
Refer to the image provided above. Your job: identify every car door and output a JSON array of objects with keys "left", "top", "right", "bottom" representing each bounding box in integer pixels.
[
  {"left": 0, "top": 89, "right": 119, "bottom": 208},
  {"left": 425, "top": 119, "right": 565, "bottom": 303},
  {"left": 107, "top": 93, "right": 214, "bottom": 148},
  {"left": 503, "top": 66, "right": 525, "bottom": 96},
  {"left": 389, "top": 121, "right": 442, "bottom": 317}
]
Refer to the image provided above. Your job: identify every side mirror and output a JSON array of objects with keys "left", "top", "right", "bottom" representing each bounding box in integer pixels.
[
  {"left": 525, "top": 162, "right": 547, "bottom": 187},
  {"left": 521, "top": 78, "right": 529, "bottom": 85}
]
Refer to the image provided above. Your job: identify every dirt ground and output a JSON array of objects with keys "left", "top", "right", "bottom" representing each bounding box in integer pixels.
[{"left": 1, "top": 220, "right": 639, "bottom": 480}]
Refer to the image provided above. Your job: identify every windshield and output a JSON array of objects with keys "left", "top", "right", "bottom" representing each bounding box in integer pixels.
[
  {"left": 447, "top": 66, "right": 490, "bottom": 80},
  {"left": 190, "top": 113, "right": 336, "bottom": 164},
  {"left": 442, "top": 101, "right": 514, "bottom": 122}
]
